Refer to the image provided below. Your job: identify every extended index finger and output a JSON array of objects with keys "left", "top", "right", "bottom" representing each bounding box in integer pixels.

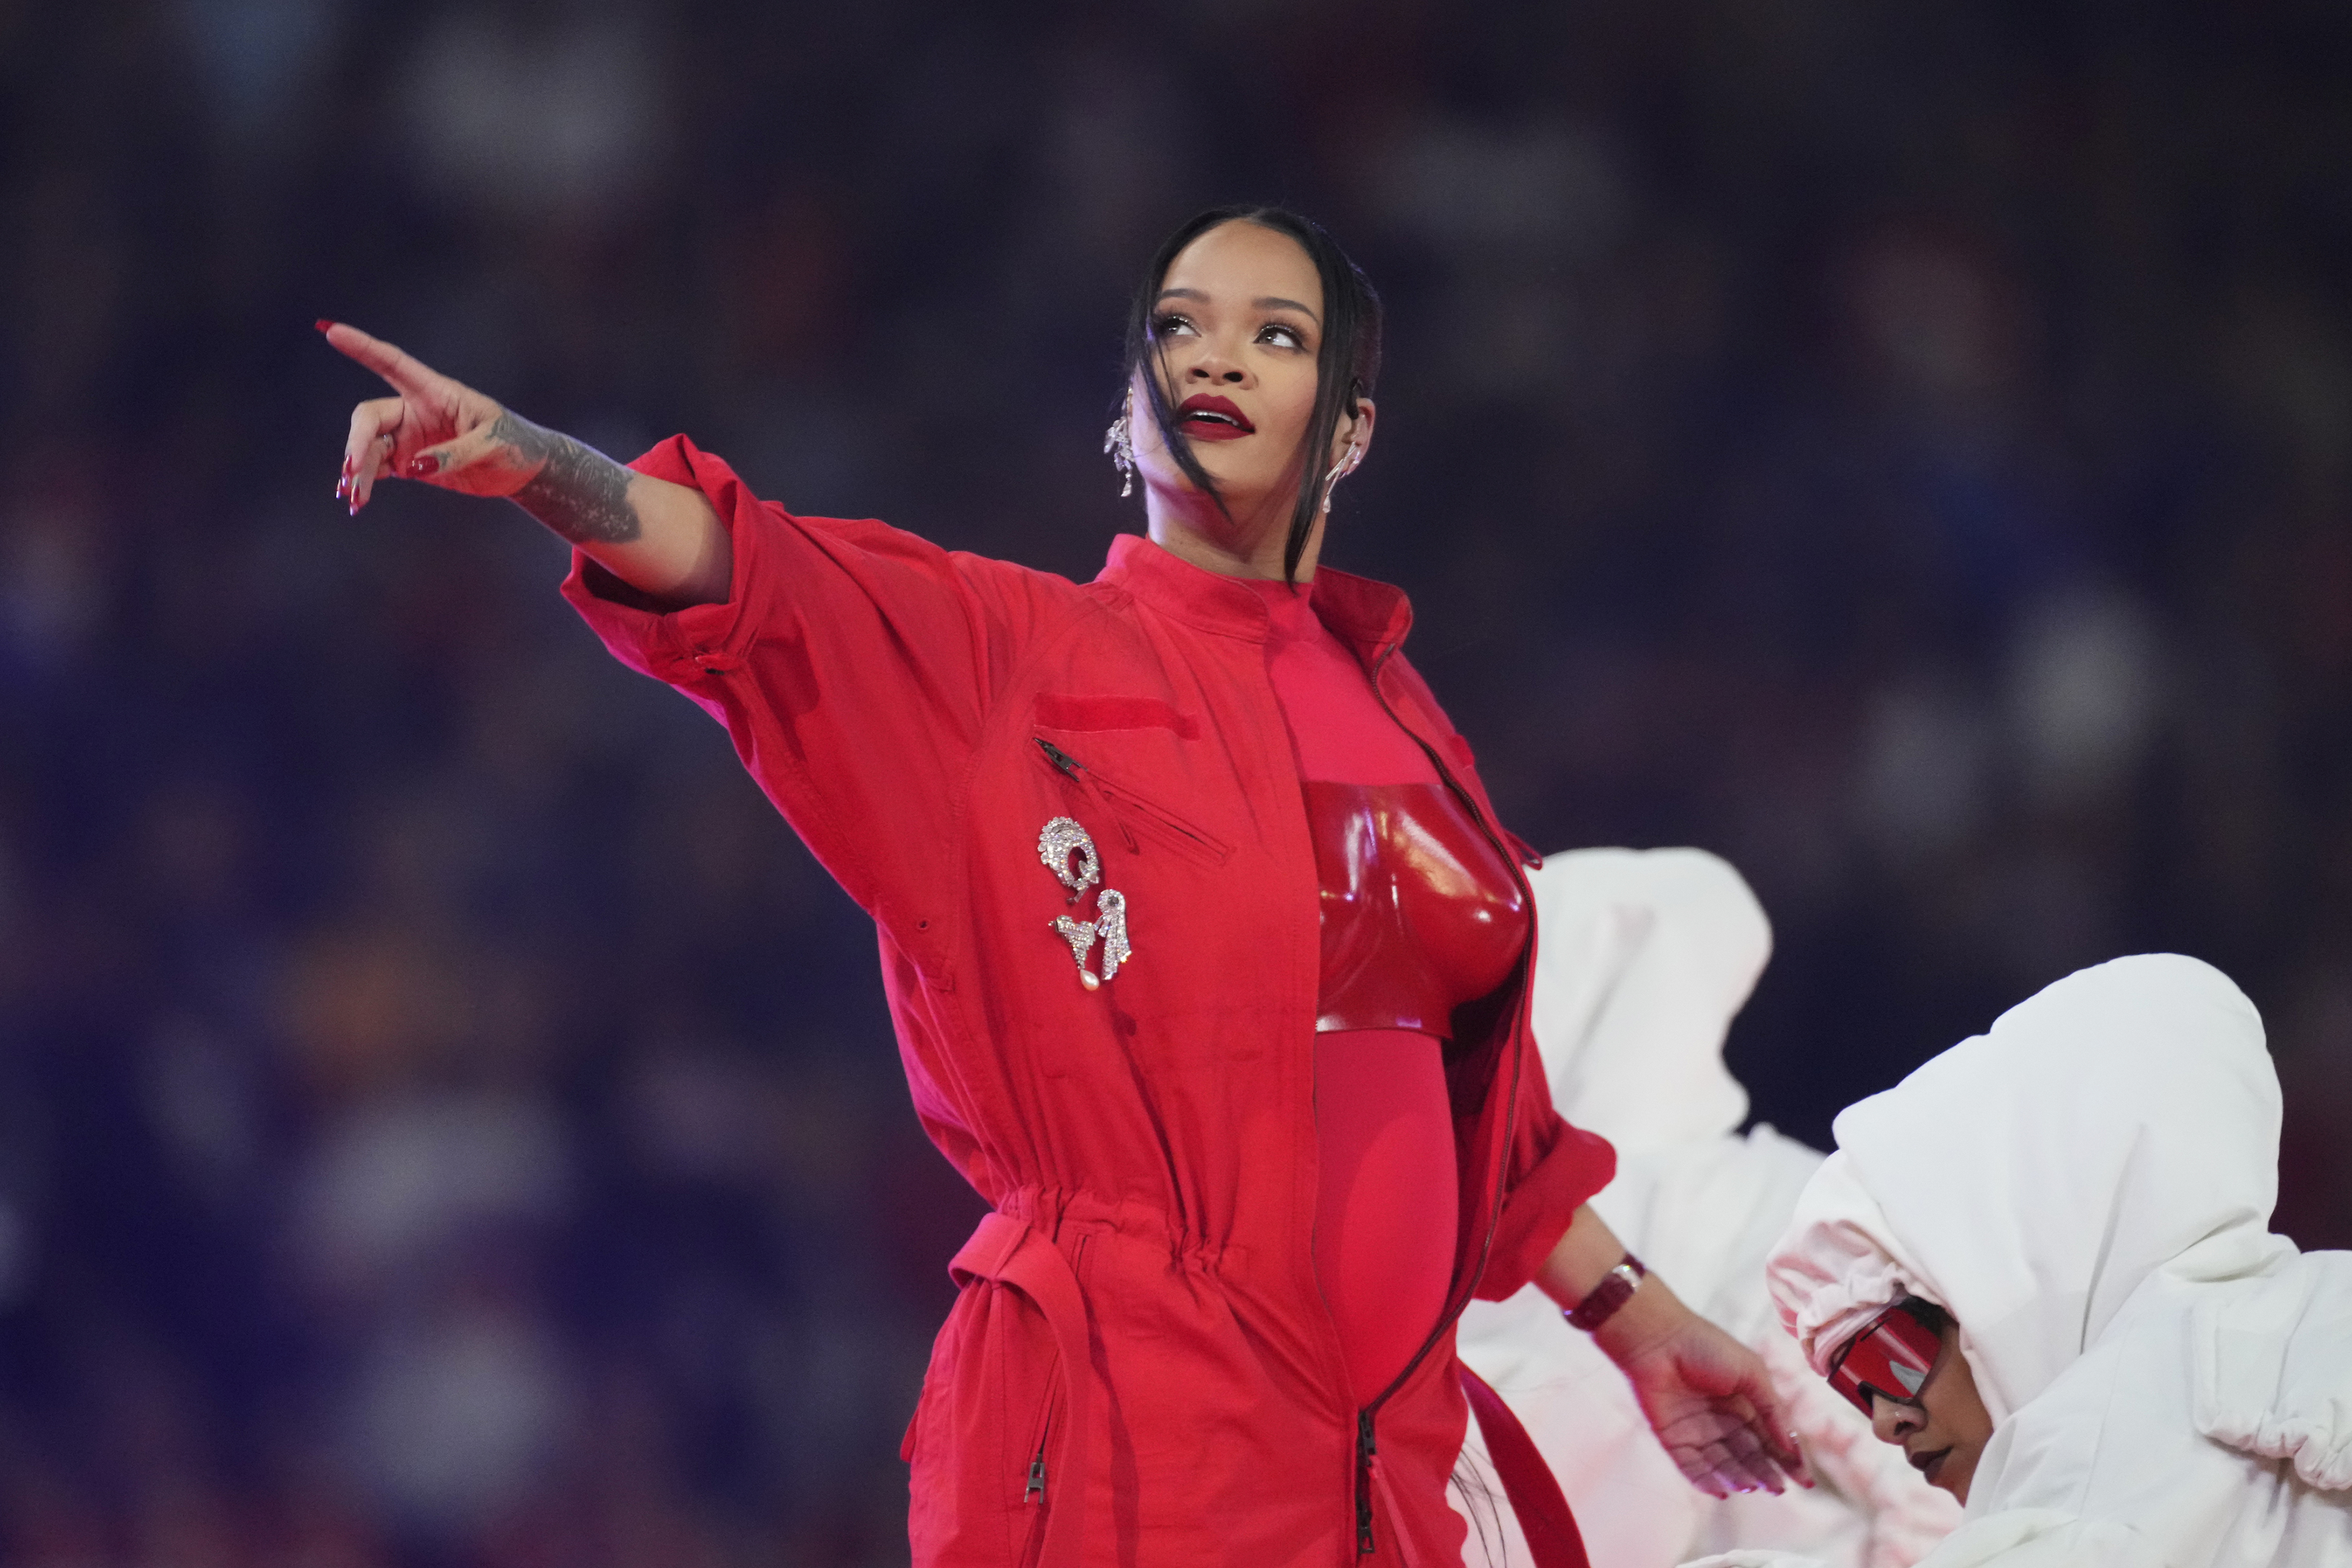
[{"left": 319, "top": 321, "right": 446, "bottom": 403}]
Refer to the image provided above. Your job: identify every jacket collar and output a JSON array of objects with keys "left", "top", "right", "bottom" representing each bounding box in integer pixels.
[{"left": 1096, "top": 533, "right": 1414, "bottom": 659}]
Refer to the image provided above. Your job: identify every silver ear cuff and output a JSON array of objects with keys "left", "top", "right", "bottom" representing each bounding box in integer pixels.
[{"left": 1320, "top": 440, "right": 1361, "bottom": 514}]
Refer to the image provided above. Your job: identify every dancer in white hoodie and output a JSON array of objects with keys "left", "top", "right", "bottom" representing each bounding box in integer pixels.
[
  {"left": 1455, "top": 848, "right": 1959, "bottom": 1566},
  {"left": 1699, "top": 953, "right": 2352, "bottom": 1567}
]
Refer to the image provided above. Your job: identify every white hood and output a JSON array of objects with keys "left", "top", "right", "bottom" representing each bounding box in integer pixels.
[
  {"left": 1766, "top": 954, "right": 2286, "bottom": 1427},
  {"left": 1525, "top": 846, "right": 1766, "bottom": 1155}
]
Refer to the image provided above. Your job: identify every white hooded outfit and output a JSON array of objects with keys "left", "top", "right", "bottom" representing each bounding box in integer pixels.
[
  {"left": 1700, "top": 953, "right": 2352, "bottom": 1568},
  {"left": 1453, "top": 848, "right": 1961, "bottom": 1567}
]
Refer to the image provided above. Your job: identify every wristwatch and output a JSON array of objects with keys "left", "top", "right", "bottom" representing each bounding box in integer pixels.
[{"left": 1564, "top": 1252, "right": 1648, "bottom": 1332}]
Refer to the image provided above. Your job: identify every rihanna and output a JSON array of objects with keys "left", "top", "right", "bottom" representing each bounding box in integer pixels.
[{"left": 325, "top": 204, "right": 1807, "bottom": 1568}]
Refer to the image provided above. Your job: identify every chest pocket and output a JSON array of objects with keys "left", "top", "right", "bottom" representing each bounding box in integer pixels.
[
  {"left": 1033, "top": 693, "right": 1200, "bottom": 738},
  {"left": 1031, "top": 694, "right": 1233, "bottom": 868}
]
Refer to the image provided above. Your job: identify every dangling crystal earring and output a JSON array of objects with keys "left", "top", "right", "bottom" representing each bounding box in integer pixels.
[{"left": 1105, "top": 398, "right": 1136, "bottom": 498}]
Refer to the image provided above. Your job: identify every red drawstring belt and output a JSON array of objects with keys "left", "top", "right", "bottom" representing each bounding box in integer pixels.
[{"left": 1460, "top": 1362, "right": 1592, "bottom": 1568}]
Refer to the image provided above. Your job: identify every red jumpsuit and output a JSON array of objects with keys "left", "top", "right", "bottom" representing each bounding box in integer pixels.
[{"left": 565, "top": 438, "right": 1617, "bottom": 1567}]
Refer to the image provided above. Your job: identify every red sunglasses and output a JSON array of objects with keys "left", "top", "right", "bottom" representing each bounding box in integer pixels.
[{"left": 1824, "top": 1298, "right": 1945, "bottom": 1416}]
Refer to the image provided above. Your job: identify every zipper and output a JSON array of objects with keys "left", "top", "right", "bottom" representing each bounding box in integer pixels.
[
  {"left": 1018, "top": 1396, "right": 1055, "bottom": 1568},
  {"left": 1346, "top": 639, "right": 1542, "bottom": 1556},
  {"left": 1018, "top": 1233, "right": 1089, "bottom": 1515},
  {"left": 1024, "top": 1408, "right": 1052, "bottom": 1504},
  {"left": 1034, "top": 737, "right": 1232, "bottom": 863},
  {"left": 1036, "top": 739, "right": 1137, "bottom": 854}
]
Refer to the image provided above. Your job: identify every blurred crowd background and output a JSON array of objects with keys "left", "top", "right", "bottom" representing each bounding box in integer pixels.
[{"left": 3, "top": 1, "right": 2350, "bottom": 1563}]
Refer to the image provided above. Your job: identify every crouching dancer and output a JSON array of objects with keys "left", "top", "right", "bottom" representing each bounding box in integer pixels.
[{"left": 1690, "top": 953, "right": 2352, "bottom": 1567}]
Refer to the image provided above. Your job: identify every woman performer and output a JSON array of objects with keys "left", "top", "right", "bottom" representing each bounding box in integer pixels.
[{"left": 323, "top": 205, "right": 1805, "bottom": 1568}]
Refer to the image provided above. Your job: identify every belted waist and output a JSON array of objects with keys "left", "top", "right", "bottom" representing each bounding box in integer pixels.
[{"left": 989, "top": 1185, "right": 1244, "bottom": 1273}]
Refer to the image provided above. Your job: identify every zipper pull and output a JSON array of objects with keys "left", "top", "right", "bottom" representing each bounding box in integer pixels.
[
  {"left": 1033, "top": 739, "right": 1139, "bottom": 854},
  {"left": 1354, "top": 1410, "right": 1377, "bottom": 1554},
  {"left": 1024, "top": 1452, "right": 1047, "bottom": 1503}
]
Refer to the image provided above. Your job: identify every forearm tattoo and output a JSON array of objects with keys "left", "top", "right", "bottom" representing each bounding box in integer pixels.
[{"left": 495, "top": 411, "right": 642, "bottom": 544}]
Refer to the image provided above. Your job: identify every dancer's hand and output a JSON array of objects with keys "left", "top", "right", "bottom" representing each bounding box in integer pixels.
[
  {"left": 323, "top": 322, "right": 534, "bottom": 513},
  {"left": 1599, "top": 1292, "right": 1812, "bottom": 1499},
  {"left": 1537, "top": 1206, "right": 1812, "bottom": 1497},
  {"left": 319, "top": 320, "right": 729, "bottom": 603}
]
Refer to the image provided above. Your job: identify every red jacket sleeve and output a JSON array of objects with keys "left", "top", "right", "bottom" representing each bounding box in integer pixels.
[
  {"left": 560, "top": 436, "right": 1068, "bottom": 971},
  {"left": 1475, "top": 1039, "right": 1617, "bottom": 1301}
]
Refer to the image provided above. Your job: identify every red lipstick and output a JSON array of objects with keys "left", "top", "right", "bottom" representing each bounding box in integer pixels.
[{"left": 1177, "top": 394, "right": 1254, "bottom": 440}]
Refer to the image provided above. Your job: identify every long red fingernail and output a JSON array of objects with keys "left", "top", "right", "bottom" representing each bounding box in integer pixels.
[
  {"left": 404, "top": 453, "right": 439, "bottom": 479},
  {"left": 315, "top": 318, "right": 335, "bottom": 334}
]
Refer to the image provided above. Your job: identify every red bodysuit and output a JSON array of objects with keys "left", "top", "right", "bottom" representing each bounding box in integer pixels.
[{"left": 1248, "top": 580, "right": 1531, "bottom": 1402}]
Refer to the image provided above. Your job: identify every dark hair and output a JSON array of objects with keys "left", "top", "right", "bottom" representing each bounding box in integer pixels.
[
  {"left": 1899, "top": 1295, "right": 1955, "bottom": 1334},
  {"left": 1122, "top": 205, "right": 1384, "bottom": 583},
  {"left": 1451, "top": 1455, "right": 1507, "bottom": 1568}
]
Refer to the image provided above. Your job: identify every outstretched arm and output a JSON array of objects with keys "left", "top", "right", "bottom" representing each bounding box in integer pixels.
[
  {"left": 324, "top": 322, "right": 730, "bottom": 606},
  {"left": 1537, "top": 1204, "right": 1812, "bottom": 1498}
]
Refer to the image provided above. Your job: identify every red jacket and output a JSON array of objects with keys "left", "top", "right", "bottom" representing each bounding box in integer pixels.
[{"left": 565, "top": 438, "right": 1616, "bottom": 1568}]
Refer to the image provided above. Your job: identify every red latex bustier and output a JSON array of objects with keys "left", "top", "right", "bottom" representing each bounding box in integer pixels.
[{"left": 1305, "top": 780, "right": 1529, "bottom": 1037}]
